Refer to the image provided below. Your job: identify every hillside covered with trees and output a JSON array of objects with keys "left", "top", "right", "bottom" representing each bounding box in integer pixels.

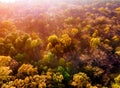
[{"left": 0, "top": 0, "right": 120, "bottom": 88}]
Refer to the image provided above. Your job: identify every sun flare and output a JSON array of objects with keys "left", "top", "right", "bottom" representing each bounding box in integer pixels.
[{"left": 0, "top": 0, "right": 16, "bottom": 3}]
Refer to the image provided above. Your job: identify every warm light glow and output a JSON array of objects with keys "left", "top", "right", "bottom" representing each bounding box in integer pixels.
[{"left": 0, "top": 0, "right": 16, "bottom": 3}]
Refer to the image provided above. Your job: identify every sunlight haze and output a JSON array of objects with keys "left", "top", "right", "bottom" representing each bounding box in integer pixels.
[{"left": 0, "top": 0, "right": 16, "bottom": 3}]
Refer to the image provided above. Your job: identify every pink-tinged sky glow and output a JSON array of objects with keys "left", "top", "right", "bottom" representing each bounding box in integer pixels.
[{"left": 0, "top": 0, "right": 17, "bottom": 3}]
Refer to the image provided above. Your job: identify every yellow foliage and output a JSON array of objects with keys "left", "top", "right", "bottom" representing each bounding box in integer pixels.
[
  {"left": 0, "top": 38, "right": 4, "bottom": 43},
  {"left": 115, "top": 7, "right": 120, "bottom": 11},
  {"left": 92, "top": 30, "right": 98, "bottom": 37},
  {"left": 71, "top": 28, "right": 79, "bottom": 35},
  {"left": 86, "top": 25, "right": 91, "bottom": 29},
  {"left": 47, "top": 33, "right": 76, "bottom": 55},
  {"left": 60, "top": 34, "right": 72, "bottom": 47},
  {"left": 25, "top": 37, "right": 32, "bottom": 49},
  {"left": 15, "top": 37, "right": 24, "bottom": 48},
  {"left": 0, "top": 66, "right": 12, "bottom": 82},
  {"left": 99, "top": 7, "right": 109, "bottom": 12},
  {"left": 104, "top": 26, "right": 110, "bottom": 33},
  {"left": 18, "top": 64, "right": 38, "bottom": 76},
  {"left": 64, "top": 17, "right": 73, "bottom": 23},
  {"left": 54, "top": 43, "right": 64, "bottom": 53},
  {"left": 112, "top": 74, "right": 120, "bottom": 88},
  {"left": 53, "top": 72, "right": 64, "bottom": 83},
  {"left": 47, "top": 42, "right": 52, "bottom": 50},
  {"left": 99, "top": 7, "right": 105, "bottom": 12},
  {"left": 104, "top": 39, "right": 110, "bottom": 44},
  {"left": 76, "top": 17, "right": 81, "bottom": 22},
  {"left": 62, "top": 29, "right": 70, "bottom": 34},
  {"left": 31, "top": 32, "right": 40, "bottom": 39},
  {"left": 112, "top": 36, "right": 119, "bottom": 42},
  {"left": 98, "top": 16, "right": 105, "bottom": 22},
  {"left": 48, "top": 34, "right": 59, "bottom": 44},
  {"left": 0, "top": 66, "right": 12, "bottom": 77},
  {"left": 38, "top": 81, "right": 46, "bottom": 88},
  {"left": 71, "top": 72, "right": 90, "bottom": 88},
  {"left": 14, "top": 79, "right": 25, "bottom": 87},
  {"left": 1, "top": 20, "right": 16, "bottom": 31},
  {"left": 0, "top": 56, "right": 12, "bottom": 66},
  {"left": 115, "top": 7, "right": 120, "bottom": 14},
  {"left": 42, "top": 52, "right": 55, "bottom": 64},
  {"left": 112, "top": 83, "right": 120, "bottom": 88},
  {"left": 115, "top": 47, "right": 120, "bottom": 55},
  {"left": 58, "top": 58, "right": 66, "bottom": 66},
  {"left": 90, "top": 37, "right": 101, "bottom": 48},
  {"left": 30, "top": 39, "right": 42, "bottom": 48}
]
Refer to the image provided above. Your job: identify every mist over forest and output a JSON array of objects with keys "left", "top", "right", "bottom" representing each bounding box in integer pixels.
[{"left": 0, "top": 0, "right": 120, "bottom": 88}]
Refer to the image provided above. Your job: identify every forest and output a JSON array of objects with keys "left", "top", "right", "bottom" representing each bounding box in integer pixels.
[{"left": 0, "top": 0, "right": 120, "bottom": 88}]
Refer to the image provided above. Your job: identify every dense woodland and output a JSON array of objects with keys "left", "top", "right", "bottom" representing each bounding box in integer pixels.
[{"left": 0, "top": 0, "right": 120, "bottom": 88}]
